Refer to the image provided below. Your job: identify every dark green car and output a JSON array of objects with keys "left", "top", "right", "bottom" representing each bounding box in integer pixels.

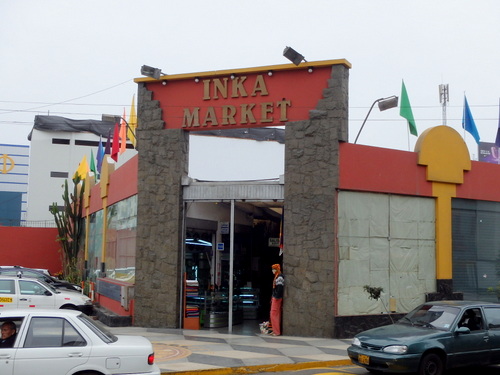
[{"left": 347, "top": 301, "right": 500, "bottom": 375}]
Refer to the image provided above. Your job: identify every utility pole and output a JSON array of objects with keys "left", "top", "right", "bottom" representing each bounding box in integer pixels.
[{"left": 439, "top": 84, "right": 449, "bottom": 125}]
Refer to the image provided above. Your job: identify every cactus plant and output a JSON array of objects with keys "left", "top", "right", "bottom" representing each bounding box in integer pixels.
[{"left": 49, "top": 176, "right": 85, "bottom": 284}]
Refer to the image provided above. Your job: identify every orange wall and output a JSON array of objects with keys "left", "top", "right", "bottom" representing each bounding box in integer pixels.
[
  {"left": 0, "top": 227, "right": 61, "bottom": 274},
  {"left": 95, "top": 277, "right": 134, "bottom": 317}
]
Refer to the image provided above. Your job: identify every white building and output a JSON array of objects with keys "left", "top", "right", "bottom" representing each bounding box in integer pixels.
[{"left": 26, "top": 115, "right": 137, "bottom": 223}]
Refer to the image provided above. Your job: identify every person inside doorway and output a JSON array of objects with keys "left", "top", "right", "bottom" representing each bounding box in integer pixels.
[{"left": 270, "top": 263, "right": 284, "bottom": 336}]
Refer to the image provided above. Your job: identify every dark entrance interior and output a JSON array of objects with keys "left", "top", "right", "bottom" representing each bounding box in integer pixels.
[{"left": 184, "top": 201, "right": 283, "bottom": 333}]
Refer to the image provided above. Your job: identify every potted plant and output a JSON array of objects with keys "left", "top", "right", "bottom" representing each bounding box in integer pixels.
[{"left": 363, "top": 285, "right": 394, "bottom": 323}]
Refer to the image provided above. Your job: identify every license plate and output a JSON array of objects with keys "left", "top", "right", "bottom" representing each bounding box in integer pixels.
[
  {"left": 0, "top": 297, "right": 13, "bottom": 303},
  {"left": 358, "top": 354, "right": 370, "bottom": 365}
]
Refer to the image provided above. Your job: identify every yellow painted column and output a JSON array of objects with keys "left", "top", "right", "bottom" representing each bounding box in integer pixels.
[
  {"left": 99, "top": 158, "right": 114, "bottom": 274},
  {"left": 83, "top": 173, "right": 95, "bottom": 270},
  {"left": 432, "top": 182, "right": 455, "bottom": 280},
  {"left": 415, "top": 126, "right": 471, "bottom": 293}
]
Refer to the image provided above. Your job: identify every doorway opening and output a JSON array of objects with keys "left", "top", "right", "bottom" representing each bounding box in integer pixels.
[{"left": 183, "top": 200, "right": 283, "bottom": 334}]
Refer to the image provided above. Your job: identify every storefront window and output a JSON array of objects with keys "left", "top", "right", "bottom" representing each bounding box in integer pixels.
[
  {"left": 87, "top": 211, "right": 103, "bottom": 281},
  {"left": 105, "top": 195, "right": 137, "bottom": 283},
  {"left": 453, "top": 198, "right": 500, "bottom": 301}
]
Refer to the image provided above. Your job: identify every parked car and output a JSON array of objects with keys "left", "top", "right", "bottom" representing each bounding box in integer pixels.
[
  {"left": 0, "top": 265, "right": 51, "bottom": 276},
  {"left": 348, "top": 300, "right": 500, "bottom": 375},
  {"left": 0, "top": 309, "right": 160, "bottom": 375},
  {"left": 0, "top": 267, "right": 82, "bottom": 292},
  {"left": 0, "top": 276, "right": 92, "bottom": 314}
]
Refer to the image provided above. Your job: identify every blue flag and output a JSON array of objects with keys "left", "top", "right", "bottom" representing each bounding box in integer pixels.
[
  {"left": 495, "top": 99, "right": 500, "bottom": 147},
  {"left": 462, "top": 96, "right": 480, "bottom": 144},
  {"left": 96, "top": 136, "right": 105, "bottom": 174}
]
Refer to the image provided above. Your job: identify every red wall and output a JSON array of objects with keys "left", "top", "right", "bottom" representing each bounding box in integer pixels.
[
  {"left": 0, "top": 227, "right": 62, "bottom": 274},
  {"left": 457, "top": 160, "right": 500, "bottom": 201},
  {"left": 89, "top": 155, "right": 138, "bottom": 214},
  {"left": 339, "top": 143, "right": 433, "bottom": 196},
  {"left": 340, "top": 143, "right": 500, "bottom": 203}
]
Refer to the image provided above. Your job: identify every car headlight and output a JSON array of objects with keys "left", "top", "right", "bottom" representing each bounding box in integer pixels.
[
  {"left": 352, "top": 337, "right": 361, "bottom": 347},
  {"left": 383, "top": 345, "right": 408, "bottom": 354}
]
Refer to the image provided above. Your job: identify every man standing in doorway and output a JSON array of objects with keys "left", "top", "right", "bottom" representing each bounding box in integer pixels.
[{"left": 270, "top": 264, "right": 284, "bottom": 336}]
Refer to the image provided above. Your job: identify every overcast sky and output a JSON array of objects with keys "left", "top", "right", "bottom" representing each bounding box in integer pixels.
[{"left": 1, "top": 1, "right": 499, "bottom": 178}]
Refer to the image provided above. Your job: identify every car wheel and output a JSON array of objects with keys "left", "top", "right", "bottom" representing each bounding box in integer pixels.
[{"left": 419, "top": 353, "right": 443, "bottom": 375}]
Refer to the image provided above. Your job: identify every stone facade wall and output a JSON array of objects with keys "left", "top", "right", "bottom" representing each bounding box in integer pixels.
[
  {"left": 283, "top": 65, "right": 349, "bottom": 338},
  {"left": 134, "top": 83, "right": 189, "bottom": 328}
]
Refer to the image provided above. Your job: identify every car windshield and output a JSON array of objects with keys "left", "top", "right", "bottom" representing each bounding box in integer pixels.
[
  {"left": 399, "top": 304, "right": 461, "bottom": 331},
  {"left": 78, "top": 313, "right": 118, "bottom": 343}
]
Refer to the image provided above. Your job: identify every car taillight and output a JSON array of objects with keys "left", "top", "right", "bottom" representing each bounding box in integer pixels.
[{"left": 148, "top": 353, "right": 155, "bottom": 365}]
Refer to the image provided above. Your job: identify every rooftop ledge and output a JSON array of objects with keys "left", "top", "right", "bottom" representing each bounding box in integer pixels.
[{"left": 134, "top": 59, "right": 352, "bottom": 83}]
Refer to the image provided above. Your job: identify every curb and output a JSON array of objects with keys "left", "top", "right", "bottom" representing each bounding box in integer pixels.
[{"left": 160, "top": 359, "right": 353, "bottom": 375}]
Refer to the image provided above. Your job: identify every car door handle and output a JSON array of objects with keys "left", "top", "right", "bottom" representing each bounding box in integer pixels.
[
  {"left": 68, "top": 352, "right": 83, "bottom": 357},
  {"left": 20, "top": 298, "right": 28, "bottom": 301},
  {"left": 0, "top": 354, "right": 11, "bottom": 359}
]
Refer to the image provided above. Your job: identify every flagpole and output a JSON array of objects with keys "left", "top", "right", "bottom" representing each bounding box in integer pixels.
[
  {"left": 102, "top": 114, "right": 137, "bottom": 148},
  {"left": 462, "top": 93, "right": 466, "bottom": 140},
  {"left": 496, "top": 97, "right": 500, "bottom": 164}
]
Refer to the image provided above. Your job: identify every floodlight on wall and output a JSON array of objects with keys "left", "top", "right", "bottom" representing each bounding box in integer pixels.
[
  {"left": 283, "top": 46, "right": 306, "bottom": 66},
  {"left": 354, "top": 95, "right": 399, "bottom": 144},
  {"left": 140, "top": 65, "right": 163, "bottom": 79}
]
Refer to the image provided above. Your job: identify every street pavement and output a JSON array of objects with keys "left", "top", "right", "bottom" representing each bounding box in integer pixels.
[{"left": 108, "top": 324, "right": 353, "bottom": 374}]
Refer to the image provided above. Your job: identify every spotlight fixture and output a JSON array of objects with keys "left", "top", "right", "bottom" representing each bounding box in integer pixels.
[
  {"left": 140, "top": 65, "right": 164, "bottom": 80},
  {"left": 354, "top": 96, "right": 399, "bottom": 144},
  {"left": 307, "top": 67, "right": 314, "bottom": 73},
  {"left": 230, "top": 73, "right": 236, "bottom": 80},
  {"left": 194, "top": 77, "right": 200, "bottom": 83},
  {"left": 268, "top": 71, "right": 273, "bottom": 76},
  {"left": 283, "top": 46, "right": 306, "bottom": 66}
]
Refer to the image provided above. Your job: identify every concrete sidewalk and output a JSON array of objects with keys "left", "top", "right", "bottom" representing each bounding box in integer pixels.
[{"left": 108, "top": 326, "right": 352, "bottom": 374}]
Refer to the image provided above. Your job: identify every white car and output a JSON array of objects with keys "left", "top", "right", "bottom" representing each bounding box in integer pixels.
[
  {"left": 0, "top": 276, "right": 92, "bottom": 314},
  {"left": 0, "top": 309, "right": 160, "bottom": 375}
]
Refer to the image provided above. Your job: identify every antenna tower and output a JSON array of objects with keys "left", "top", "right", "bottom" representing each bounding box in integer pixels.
[{"left": 439, "top": 84, "right": 449, "bottom": 125}]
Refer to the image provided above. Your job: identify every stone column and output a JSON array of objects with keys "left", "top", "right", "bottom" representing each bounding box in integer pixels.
[
  {"left": 134, "top": 83, "right": 189, "bottom": 328},
  {"left": 283, "top": 64, "right": 349, "bottom": 337}
]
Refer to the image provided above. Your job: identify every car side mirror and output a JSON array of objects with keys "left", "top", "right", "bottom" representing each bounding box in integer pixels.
[
  {"left": 456, "top": 326, "right": 470, "bottom": 334},
  {"left": 44, "top": 290, "right": 52, "bottom": 296}
]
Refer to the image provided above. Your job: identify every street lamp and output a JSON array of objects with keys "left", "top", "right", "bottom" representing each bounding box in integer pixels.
[
  {"left": 354, "top": 96, "right": 399, "bottom": 144},
  {"left": 101, "top": 114, "right": 137, "bottom": 147}
]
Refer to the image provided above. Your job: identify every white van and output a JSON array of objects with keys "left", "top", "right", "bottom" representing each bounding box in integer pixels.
[{"left": 0, "top": 276, "right": 92, "bottom": 314}]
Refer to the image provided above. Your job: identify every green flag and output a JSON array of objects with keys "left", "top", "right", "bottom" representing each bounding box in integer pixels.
[
  {"left": 90, "top": 149, "right": 97, "bottom": 176},
  {"left": 400, "top": 80, "right": 418, "bottom": 136}
]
